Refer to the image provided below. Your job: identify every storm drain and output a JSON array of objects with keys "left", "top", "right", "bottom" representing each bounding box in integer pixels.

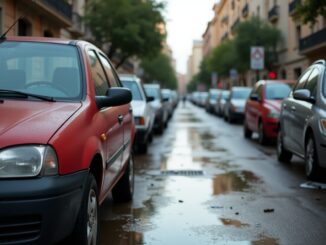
[{"left": 160, "top": 170, "right": 204, "bottom": 176}]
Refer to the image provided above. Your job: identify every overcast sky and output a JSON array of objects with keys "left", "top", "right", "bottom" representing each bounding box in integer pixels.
[{"left": 164, "top": 0, "right": 217, "bottom": 74}]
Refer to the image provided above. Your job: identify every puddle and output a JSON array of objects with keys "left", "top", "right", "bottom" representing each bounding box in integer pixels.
[
  {"left": 212, "top": 171, "right": 261, "bottom": 195},
  {"left": 193, "top": 157, "right": 239, "bottom": 170},
  {"left": 220, "top": 218, "right": 250, "bottom": 228},
  {"left": 300, "top": 182, "right": 326, "bottom": 190}
]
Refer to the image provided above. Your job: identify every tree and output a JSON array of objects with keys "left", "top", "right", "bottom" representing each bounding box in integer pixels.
[
  {"left": 84, "top": 0, "right": 165, "bottom": 68},
  {"left": 293, "top": 0, "right": 326, "bottom": 25},
  {"left": 141, "top": 53, "right": 178, "bottom": 89},
  {"left": 233, "top": 16, "right": 281, "bottom": 72}
]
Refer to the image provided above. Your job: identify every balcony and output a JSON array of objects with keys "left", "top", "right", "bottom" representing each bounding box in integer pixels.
[
  {"left": 221, "top": 16, "right": 229, "bottom": 25},
  {"left": 289, "top": 0, "right": 301, "bottom": 15},
  {"left": 221, "top": 32, "right": 229, "bottom": 42},
  {"left": 299, "top": 27, "right": 326, "bottom": 55},
  {"left": 242, "top": 3, "right": 249, "bottom": 17},
  {"left": 268, "top": 5, "right": 279, "bottom": 22},
  {"left": 22, "top": 0, "right": 72, "bottom": 27},
  {"left": 231, "top": 18, "right": 240, "bottom": 33},
  {"left": 70, "top": 12, "right": 85, "bottom": 37}
]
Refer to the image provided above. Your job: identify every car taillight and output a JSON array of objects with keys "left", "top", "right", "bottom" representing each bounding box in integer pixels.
[
  {"left": 135, "top": 117, "right": 145, "bottom": 125},
  {"left": 320, "top": 119, "right": 326, "bottom": 132}
]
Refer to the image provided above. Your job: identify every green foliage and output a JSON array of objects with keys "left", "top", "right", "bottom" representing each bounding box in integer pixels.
[
  {"left": 209, "top": 40, "right": 237, "bottom": 76},
  {"left": 233, "top": 16, "right": 281, "bottom": 71},
  {"left": 84, "top": 0, "right": 165, "bottom": 66},
  {"left": 294, "top": 0, "right": 326, "bottom": 25},
  {"left": 141, "top": 53, "right": 178, "bottom": 89}
]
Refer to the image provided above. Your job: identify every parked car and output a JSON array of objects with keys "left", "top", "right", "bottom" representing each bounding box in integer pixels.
[
  {"left": 0, "top": 37, "right": 135, "bottom": 244},
  {"left": 215, "top": 90, "right": 230, "bottom": 117},
  {"left": 206, "top": 89, "right": 222, "bottom": 113},
  {"left": 224, "top": 87, "right": 251, "bottom": 123},
  {"left": 277, "top": 60, "right": 326, "bottom": 180},
  {"left": 171, "top": 90, "right": 179, "bottom": 109},
  {"left": 144, "top": 83, "right": 168, "bottom": 134},
  {"left": 120, "top": 75, "right": 155, "bottom": 153},
  {"left": 161, "top": 88, "right": 174, "bottom": 119},
  {"left": 244, "top": 80, "right": 294, "bottom": 144},
  {"left": 198, "top": 91, "right": 209, "bottom": 107}
]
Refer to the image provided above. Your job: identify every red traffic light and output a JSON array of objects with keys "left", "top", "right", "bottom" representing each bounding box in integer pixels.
[{"left": 268, "top": 71, "right": 277, "bottom": 79}]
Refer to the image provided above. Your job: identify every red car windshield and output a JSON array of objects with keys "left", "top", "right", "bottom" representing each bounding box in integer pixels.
[
  {"left": 265, "top": 83, "right": 291, "bottom": 100},
  {"left": 0, "top": 41, "right": 82, "bottom": 101}
]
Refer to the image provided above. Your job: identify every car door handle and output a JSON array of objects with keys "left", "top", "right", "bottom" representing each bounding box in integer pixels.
[
  {"left": 118, "top": 115, "right": 123, "bottom": 124},
  {"left": 291, "top": 106, "right": 296, "bottom": 112}
]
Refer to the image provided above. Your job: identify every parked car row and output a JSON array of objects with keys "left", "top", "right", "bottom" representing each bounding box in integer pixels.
[{"left": 192, "top": 60, "right": 326, "bottom": 181}]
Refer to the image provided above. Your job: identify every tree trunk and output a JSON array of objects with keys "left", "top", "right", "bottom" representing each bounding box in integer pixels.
[{"left": 116, "top": 55, "right": 129, "bottom": 69}]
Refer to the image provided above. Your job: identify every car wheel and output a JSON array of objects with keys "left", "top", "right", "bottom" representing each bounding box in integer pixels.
[
  {"left": 228, "top": 113, "right": 233, "bottom": 123},
  {"left": 112, "top": 154, "right": 134, "bottom": 202},
  {"left": 258, "top": 121, "right": 267, "bottom": 145},
  {"left": 71, "top": 173, "right": 99, "bottom": 245},
  {"left": 277, "top": 130, "right": 292, "bottom": 163},
  {"left": 148, "top": 132, "right": 153, "bottom": 143},
  {"left": 305, "top": 136, "right": 320, "bottom": 180},
  {"left": 243, "top": 121, "right": 252, "bottom": 139},
  {"left": 138, "top": 142, "right": 148, "bottom": 154}
]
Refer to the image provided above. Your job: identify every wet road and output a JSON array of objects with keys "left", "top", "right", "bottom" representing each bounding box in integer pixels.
[{"left": 99, "top": 102, "right": 326, "bottom": 245}]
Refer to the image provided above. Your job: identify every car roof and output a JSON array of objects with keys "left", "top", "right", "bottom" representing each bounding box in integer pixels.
[
  {"left": 4, "top": 36, "right": 75, "bottom": 45},
  {"left": 257, "top": 80, "right": 296, "bottom": 85}
]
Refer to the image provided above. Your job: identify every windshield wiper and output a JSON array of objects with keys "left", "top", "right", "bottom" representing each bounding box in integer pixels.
[{"left": 0, "top": 89, "right": 56, "bottom": 102}]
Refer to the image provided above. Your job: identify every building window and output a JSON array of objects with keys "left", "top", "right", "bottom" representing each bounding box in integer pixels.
[
  {"left": 296, "top": 25, "right": 301, "bottom": 48},
  {"left": 44, "top": 30, "right": 54, "bottom": 37},
  {"left": 231, "top": 0, "right": 235, "bottom": 10},
  {"left": 294, "top": 67, "right": 302, "bottom": 79},
  {"left": 18, "top": 18, "right": 32, "bottom": 36},
  {"left": 0, "top": 7, "right": 2, "bottom": 34}
]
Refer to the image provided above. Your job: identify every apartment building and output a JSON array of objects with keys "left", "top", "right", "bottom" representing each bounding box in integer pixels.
[
  {"left": 187, "top": 40, "right": 203, "bottom": 83},
  {"left": 201, "top": 0, "right": 326, "bottom": 87}
]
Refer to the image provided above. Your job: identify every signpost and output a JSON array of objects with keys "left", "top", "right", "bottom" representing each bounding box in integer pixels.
[{"left": 250, "top": 47, "right": 264, "bottom": 70}]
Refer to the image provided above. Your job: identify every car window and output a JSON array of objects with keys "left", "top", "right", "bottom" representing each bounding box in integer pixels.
[
  {"left": 231, "top": 89, "right": 251, "bottom": 99},
  {"left": 305, "top": 68, "right": 319, "bottom": 98},
  {"left": 87, "top": 50, "right": 109, "bottom": 96},
  {"left": 0, "top": 41, "right": 82, "bottom": 100},
  {"left": 98, "top": 54, "right": 120, "bottom": 87},
  {"left": 121, "top": 80, "right": 143, "bottom": 101},
  {"left": 265, "top": 83, "right": 291, "bottom": 100},
  {"left": 145, "top": 86, "right": 161, "bottom": 100},
  {"left": 294, "top": 68, "right": 312, "bottom": 91}
]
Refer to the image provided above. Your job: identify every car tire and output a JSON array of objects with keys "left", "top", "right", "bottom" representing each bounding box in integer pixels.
[
  {"left": 305, "top": 136, "right": 320, "bottom": 180},
  {"left": 228, "top": 113, "right": 233, "bottom": 124},
  {"left": 244, "top": 121, "right": 252, "bottom": 139},
  {"left": 112, "top": 154, "right": 134, "bottom": 202},
  {"left": 277, "top": 130, "right": 292, "bottom": 163},
  {"left": 258, "top": 121, "right": 267, "bottom": 145},
  {"left": 71, "top": 173, "right": 99, "bottom": 245},
  {"left": 138, "top": 142, "right": 148, "bottom": 154}
]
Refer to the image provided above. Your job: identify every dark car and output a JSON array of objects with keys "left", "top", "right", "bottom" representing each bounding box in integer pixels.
[
  {"left": 277, "top": 60, "right": 326, "bottom": 179},
  {"left": 244, "top": 80, "right": 294, "bottom": 144},
  {"left": 0, "top": 37, "right": 135, "bottom": 244}
]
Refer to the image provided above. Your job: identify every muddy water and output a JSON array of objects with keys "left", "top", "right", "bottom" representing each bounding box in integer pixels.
[{"left": 99, "top": 107, "right": 277, "bottom": 245}]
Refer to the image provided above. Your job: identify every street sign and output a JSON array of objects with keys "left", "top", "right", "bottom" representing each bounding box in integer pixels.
[
  {"left": 251, "top": 46, "right": 264, "bottom": 70},
  {"left": 229, "top": 68, "right": 238, "bottom": 80}
]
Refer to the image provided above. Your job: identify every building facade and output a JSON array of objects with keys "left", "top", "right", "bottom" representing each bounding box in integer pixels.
[{"left": 186, "top": 40, "right": 203, "bottom": 83}]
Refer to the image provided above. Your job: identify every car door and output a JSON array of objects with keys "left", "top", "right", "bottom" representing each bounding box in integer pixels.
[
  {"left": 98, "top": 53, "right": 133, "bottom": 167},
  {"left": 291, "top": 68, "right": 318, "bottom": 154},
  {"left": 86, "top": 49, "right": 124, "bottom": 194},
  {"left": 247, "top": 83, "right": 262, "bottom": 131},
  {"left": 282, "top": 68, "right": 312, "bottom": 152}
]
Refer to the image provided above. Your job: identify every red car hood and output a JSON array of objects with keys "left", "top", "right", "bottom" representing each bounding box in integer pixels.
[
  {"left": 0, "top": 100, "right": 82, "bottom": 147},
  {"left": 265, "top": 100, "right": 282, "bottom": 112}
]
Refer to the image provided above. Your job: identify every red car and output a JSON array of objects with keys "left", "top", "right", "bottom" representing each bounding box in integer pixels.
[
  {"left": 244, "top": 80, "right": 294, "bottom": 144},
  {"left": 0, "top": 37, "right": 135, "bottom": 244}
]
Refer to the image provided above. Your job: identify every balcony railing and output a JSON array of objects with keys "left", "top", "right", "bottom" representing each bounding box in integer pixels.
[
  {"left": 42, "top": 0, "right": 72, "bottom": 20},
  {"left": 242, "top": 3, "right": 249, "bottom": 17},
  {"left": 299, "top": 27, "right": 326, "bottom": 53},
  {"left": 231, "top": 18, "right": 240, "bottom": 33},
  {"left": 289, "top": 0, "right": 301, "bottom": 15},
  {"left": 268, "top": 5, "right": 279, "bottom": 22}
]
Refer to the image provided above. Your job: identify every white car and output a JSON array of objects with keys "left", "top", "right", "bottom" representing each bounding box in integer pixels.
[{"left": 120, "top": 74, "right": 155, "bottom": 153}]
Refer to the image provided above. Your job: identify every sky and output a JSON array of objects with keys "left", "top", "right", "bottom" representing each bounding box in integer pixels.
[{"left": 164, "top": 0, "right": 217, "bottom": 74}]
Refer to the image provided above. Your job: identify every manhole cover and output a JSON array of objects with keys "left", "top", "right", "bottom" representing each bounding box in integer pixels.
[{"left": 160, "top": 170, "right": 204, "bottom": 176}]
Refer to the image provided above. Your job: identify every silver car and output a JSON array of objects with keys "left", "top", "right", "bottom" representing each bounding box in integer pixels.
[
  {"left": 277, "top": 60, "right": 326, "bottom": 180},
  {"left": 224, "top": 87, "right": 251, "bottom": 123},
  {"left": 120, "top": 74, "right": 155, "bottom": 153}
]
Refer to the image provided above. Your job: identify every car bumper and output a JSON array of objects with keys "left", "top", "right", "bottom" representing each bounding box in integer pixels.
[
  {"left": 135, "top": 127, "right": 150, "bottom": 145},
  {"left": 0, "top": 171, "right": 88, "bottom": 245},
  {"left": 229, "top": 111, "right": 244, "bottom": 120}
]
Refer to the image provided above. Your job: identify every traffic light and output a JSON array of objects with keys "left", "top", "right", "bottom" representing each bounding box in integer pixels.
[{"left": 268, "top": 71, "right": 277, "bottom": 79}]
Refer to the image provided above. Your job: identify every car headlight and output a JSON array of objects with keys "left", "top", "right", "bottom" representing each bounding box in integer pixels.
[
  {"left": 320, "top": 119, "right": 326, "bottom": 135},
  {"left": 268, "top": 110, "right": 280, "bottom": 118},
  {"left": 0, "top": 145, "right": 58, "bottom": 178}
]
